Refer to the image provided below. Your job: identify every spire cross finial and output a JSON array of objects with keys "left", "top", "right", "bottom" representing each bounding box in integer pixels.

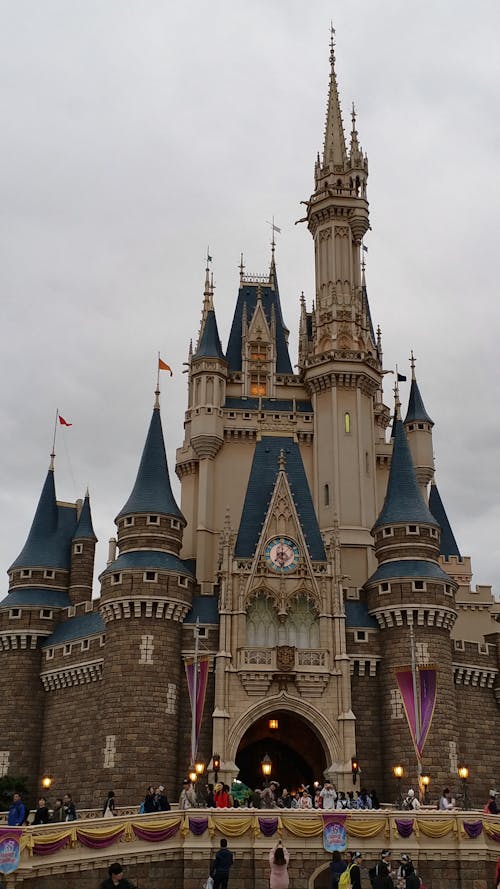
[
  {"left": 239, "top": 252, "right": 245, "bottom": 280},
  {"left": 351, "top": 102, "right": 356, "bottom": 130},
  {"left": 410, "top": 349, "right": 416, "bottom": 380},
  {"left": 278, "top": 448, "right": 286, "bottom": 471},
  {"left": 330, "top": 22, "right": 336, "bottom": 65}
]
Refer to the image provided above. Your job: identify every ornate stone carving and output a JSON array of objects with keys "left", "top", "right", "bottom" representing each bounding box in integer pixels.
[{"left": 276, "top": 645, "right": 296, "bottom": 672}]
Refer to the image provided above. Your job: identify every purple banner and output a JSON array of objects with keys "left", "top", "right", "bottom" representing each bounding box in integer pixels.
[
  {"left": 132, "top": 822, "right": 180, "bottom": 843},
  {"left": 463, "top": 821, "right": 483, "bottom": 839},
  {"left": 418, "top": 668, "right": 437, "bottom": 755},
  {"left": 258, "top": 817, "right": 279, "bottom": 837},
  {"left": 77, "top": 828, "right": 124, "bottom": 849},
  {"left": 185, "top": 656, "right": 210, "bottom": 762},
  {"left": 189, "top": 817, "right": 209, "bottom": 836},
  {"left": 0, "top": 829, "right": 21, "bottom": 874},
  {"left": 395, "top": 669, "right": 418, "bottom": 754},
  {"left": 33, "top": 835, "right": 72, "bottom": 857},
  {"left": 395, "top": 819, "right": 415, "bottom": 838}
]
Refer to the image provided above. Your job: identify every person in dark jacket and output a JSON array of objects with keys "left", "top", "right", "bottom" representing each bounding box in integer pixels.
[
  {"left": 329, "top": 850, "right": 347, "bottom": 888},
  {"left": 345, "top": 850, "right": 362, "bottom": 889},
  {"left": 100, "top": 861, "right": 137, "bottom": 888},
  {"left": 373, "top": 860, "right": 394, "bottom": 889},
  {"left": 33, "top": 797, "right": 51, "bottom": 825},
  {"left": 143, "top": 785, "right": 157, "bottom": 813},
  {"left": 155, "top": 784, "right": 171, "bottom": 811},
  {"left": 51, "top": 798, "right": 65, "bottom": 822},
  {"left": 211, "top": 837, "right": 234, "bottom": 889},
  {"left": 63, "top": 793, "right": 77, "bottom": 821}
]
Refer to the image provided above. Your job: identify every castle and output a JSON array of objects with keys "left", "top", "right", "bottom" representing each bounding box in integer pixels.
[{"left": 1, "top": 35, "right": 498, "bottom": 810}]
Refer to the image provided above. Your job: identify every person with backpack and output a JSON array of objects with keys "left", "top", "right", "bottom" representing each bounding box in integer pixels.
[
  {"left": 268, "top": 839, "right": 290, "bottom": 889},
  {"left": 345, "top": 851, "right": 362, "bottom": 889},
  {"left": 329, "top": 850, "right": 347, "bottom": 889},
  {"left": 397, "top": 854, "right": 420, "bottom": 889},
  {"left": 369, "top": 851, "right": 394, "bottom": 889}
]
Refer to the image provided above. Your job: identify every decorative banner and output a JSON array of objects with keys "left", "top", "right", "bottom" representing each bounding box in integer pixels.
[
  {"left": 417, "top": 667, "right": 437, "bottom": 756},
  {"left": 462, "top": 820, "right": 483, "bottom": 839},
  {"left": 395, "top": 667, "right": 437, "bottom": 759},
  {"left": 395, "top": 819, "right": 415, "bottom": 838},
  {"left": 185, "top": 655, "right": 210, "bottom": 763},
  {"left": 0, "top": 828, "right": 21, "bottom": 874},
  {"left": 322, "top": 814, "right": 347, "bottom": 852}
]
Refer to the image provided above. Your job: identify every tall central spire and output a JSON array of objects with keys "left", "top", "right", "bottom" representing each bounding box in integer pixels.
[{"left": 323, "top": 25, "right": 347, "bottom": 170}]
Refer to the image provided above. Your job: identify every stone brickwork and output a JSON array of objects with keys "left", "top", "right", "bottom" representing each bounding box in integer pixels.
[
  {"left": 68, "top": 538, "right": 95, "bottom": 604},
  {"left": 349, "top": 671, "right": 383, "bottom": 792},
  {"left": 0, "top": 646, "right": 44, "bottom": 784}
]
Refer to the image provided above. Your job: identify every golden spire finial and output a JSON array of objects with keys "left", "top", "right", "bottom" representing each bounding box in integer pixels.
[
  {"left": 278, "top": 449, "right": 286, "bottom": 471},
  {"left": 410, "top": 349, "right": 416, "bottom": 381}
]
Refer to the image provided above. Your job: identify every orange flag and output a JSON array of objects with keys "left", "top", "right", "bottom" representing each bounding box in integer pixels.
[{"left": 158, "top": 358, "right": 173, "bottom": 376}]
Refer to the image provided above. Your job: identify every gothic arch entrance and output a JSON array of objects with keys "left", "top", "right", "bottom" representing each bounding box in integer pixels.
[{"left": 235, "top": 709, "right": 328, "bottom": 792}]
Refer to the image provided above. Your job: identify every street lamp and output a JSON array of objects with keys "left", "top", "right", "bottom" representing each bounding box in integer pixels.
[
  {"left": 41, "top": 776, "right": 53, "bottom": 790},
  {"left": 212, "top": 753, "right": 221, "bottom": 785},
  {"left": 195, "top": 761, "right": 205, "bottom": 778},
  {"left": 393, "top": 765, "right": 404, "bottom": 807},
  {"left": 261, "top": 754, "right": 272, "bottom": 786},
  {"left": 188, "top": 768, "right": 197, "bottom": 784},
  {"left": 458, "top": 766, "right": 469, "bottom": 809},
  {"left": 421, "top": 775, "right": 430, "bottom": 805}
]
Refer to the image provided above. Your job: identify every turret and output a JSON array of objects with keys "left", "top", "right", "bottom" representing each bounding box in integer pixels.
[
  {"left": 98, "top": 392, "right": 195, "bottom": 801},
  {"left": 404, "top": 353, "right": 434, "bottom": 499},
  {"left": 69, "top": 492, "right": 97, "bottom": 604},
  {"left": 365, "top": 402, "right": 458, "bottom": 796}
]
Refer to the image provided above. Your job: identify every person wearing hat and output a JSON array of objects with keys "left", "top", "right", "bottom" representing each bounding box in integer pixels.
[
  {"left": 344, "top": 851, "right": 362, "bottom": 889},
  {"left": 485, "top": 790, "right": 499, "bottom": 815},
  {"left": 402, "top": 789, "right": 420, "bottom": 811},
  {"left": 370, "top": 851, "right": 394, "bottom": 889},
  {"left": 397, "top": 854, "right": 420, "bottom": 889},
  {"left": 100, "top": 862, "right": 138, "bottom": 889}
]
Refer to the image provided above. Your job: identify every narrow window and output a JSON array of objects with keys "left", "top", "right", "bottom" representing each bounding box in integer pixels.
[
  {"left": 144, "top": 571, "right": 157, "bottom": 583},
  {"left": 111, "top": 573, "right": 122, "bottom": 585},
  {"left": 344, "top": 412, "right": 351, "bottom": 433},
  {"left": 324, "top": 484, "right": 330, "bottom": 506},
  {"left": 44, "top": 569, "right": 55, "bottom": 579},
  {"left": 148, "top": 515, "right": 159, "bottom": 525},
  {"left": 74, "top": 543, "right": 83, "bottom": 555}
]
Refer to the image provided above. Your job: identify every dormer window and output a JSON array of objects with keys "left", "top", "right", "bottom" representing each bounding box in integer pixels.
[
  {"left": 178, "top": 576, "right": 188, "bottom": 588},
  {"left": 40, "top": 609, "right": 53, "bottom": 620},
  {"left": 111, "top": 573, "right": 122, "bottom": 585},
  {"left": 407, "top": 525, "right": 418, "bottom": 535},
  {"left": 9, "top": 609, "right": 21, "bottom": 619},
  {"left": 81, "top": 639, "right": 90, "bottom": 651},
  {"left": 430, "top": 528, "right": 438, "bottom": 538},
  {"left": 417, "top": 423, "right": 425, "bottom": 430},
  {"left": 412, "top": 581, "right": 426, "bottom": 591},
  {"left": 74, "top": 543, "right": 83, "bottom": 555},
  {"left": 171, "top": 519, "right": 181, "bottom": 530},
  {"left": 125, "top": 517, "right": 134, "bottom": 527},
  {"left": 44, "top": 569, "right": 55, "bottom": 579},
  {"left": 21, "top": 569, "right": 32, "bottom": 579},
  {"left": 147, "top": 515, "right": 159, "bottom": 525},
  {"left": 379, "top": 582, "right": 390, "bottom": 593},
  {"left": 383, "top": 528, "right": 394, "bottom": 537},
  {"left": 144, "top": 571, "right": 158, "bottom": 583},
  {"left": 63, "top": 644, "right": 72, "bottom": 656}
]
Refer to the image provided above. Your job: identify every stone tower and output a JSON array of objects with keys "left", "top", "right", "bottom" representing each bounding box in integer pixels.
[
  {"left": 98, "top": 393, "right": 195, "bottom": 801},
  {"left": 299, "top": 30, "right": 388, "bottom": 590},
  {"left": 365, "top": 397, "right": 459, "bottom": 795}
]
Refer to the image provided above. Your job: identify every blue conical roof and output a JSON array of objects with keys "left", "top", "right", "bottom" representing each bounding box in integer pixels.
[
  {"left": 116, "top": 408, "right": 183, "bottom": 521},
  {"left": 74, "top": 494, "right": 97, "bottom": 541},
  {"left": 429, "top": 482, "right": 461, "bottom": 558},
  {"left": 9, "top": 469, "right": 77, "bottom": 570},
  {"left": 374, "top": 417, "right": 438, "bottom": 529},
  {"left": 405, "top": 378, "right": 433, "bottom": 425},
  {"left": 194, "top": 309, "right": 225, "bottom": 360}
]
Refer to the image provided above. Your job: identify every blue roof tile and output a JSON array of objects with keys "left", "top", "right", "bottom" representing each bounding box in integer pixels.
[
  {"left": 225, "top": 279, "right": 293, "bottom": 374},
  {"left": 0, "top": 588, "right": 71, "bottom": 609},
  {"left": 345, "top": 599, "right": 378, "bottom": 628},
  {"left": 367, "top": 559, "right": 452, "bottom": 584},
  {"left": 374, "top": 418, "right": 438, "bottom": 529},
  {"left": 429, "top": 482, "right": 461, "bottom": 558},
  {"left": 235, "top": 436, "right": 326, "bottom": 561},
  {"left": 74, "top": 494, "right": 97, "bottom": 541},
  {"left": 41, "top": 611, "right": 105, "bottom": 647},
  {"left": 101, "top": 550, "right": 194, "bottom": 577},
  {"left": 194, "top": 309, "right": 225, "bottom": 360},
  {"left": 9, "top": 470, "right": 78, "bottom": 571},
  {"left": 405, "top": 378, "right": 433, "bottom": 425},
  {"left": 116, "top": 408, "right": 183, "bottom": 521},
  {"left": 184, "top": 595, "right": 220, "bottom": 624}
]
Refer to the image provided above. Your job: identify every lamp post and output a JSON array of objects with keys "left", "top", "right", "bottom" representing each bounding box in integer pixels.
[
  {"left": 393, "top": 765, "right": 404, "bottom": 807},
  {"left": 188, "top": 768, "right": 197, "bottom": 785},
  {"left": 458, "top": 766, "right": 469, "bottom": 809},
  {"left": 421, "top": 775, "right": 430, "bottom": 806},
  {"left": 212, "top": 753, "right": 220, "bottom": 786},
  {"left": 41, "top": 776, "right": 53, "bottom": 791},
  {"left": 261, "top": 754, "right": 272, "bottom": 787}
]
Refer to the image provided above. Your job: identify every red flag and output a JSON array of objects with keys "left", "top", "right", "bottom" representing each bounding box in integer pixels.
[{"left": 59, "top": 415, "right": 72, "bottom": 427}]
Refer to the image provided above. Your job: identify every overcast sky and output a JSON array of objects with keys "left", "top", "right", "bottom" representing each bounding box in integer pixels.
[{"left": 1, "top": 0, "right": 499, "bottom": 599}]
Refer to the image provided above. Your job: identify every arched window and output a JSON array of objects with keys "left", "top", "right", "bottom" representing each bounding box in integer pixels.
[
  {"left": 344, "top": 412, "right": 351, "bottom": 433},
  {"left": 246, "top": 596, "right": 278, "bottom": 647}
]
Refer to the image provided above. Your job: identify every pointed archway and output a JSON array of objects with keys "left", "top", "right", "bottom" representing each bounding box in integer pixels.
[{"left": 235, "top": 709, "right": 327, "bottom": 792}]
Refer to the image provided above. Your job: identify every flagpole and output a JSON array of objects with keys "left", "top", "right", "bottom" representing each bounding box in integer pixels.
[
  {"left": 50, "top": 410, "right": 59, "bottom": 470},
  {"left": 190, "top": 618, "right": 200, "bottom": 766}
]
